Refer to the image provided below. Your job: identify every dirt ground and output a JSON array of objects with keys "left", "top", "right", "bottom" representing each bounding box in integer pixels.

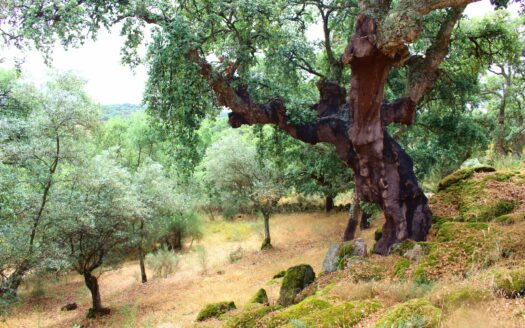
[{"left": 1, "top": 211, "right": 380, "bottom": 328}]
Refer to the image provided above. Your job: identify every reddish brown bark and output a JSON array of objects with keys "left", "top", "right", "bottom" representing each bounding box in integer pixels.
[{"left": 188, "top": 4, "right": 467, "bottom": 254}]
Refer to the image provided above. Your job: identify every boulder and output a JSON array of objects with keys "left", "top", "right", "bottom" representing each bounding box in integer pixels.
[
  {"left": 404, "top": 244, "right": 425, "bottom": 262},
  {"left": 278, "top": 264, "right": 315, "bottom": 306},
  {"left": 322, "top": 243, "right": 341, "bottom": 273}
]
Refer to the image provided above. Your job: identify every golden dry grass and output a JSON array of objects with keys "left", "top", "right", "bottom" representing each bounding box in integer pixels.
[{"left": 1, "top": 211, "right": 354, "bottom": 328}]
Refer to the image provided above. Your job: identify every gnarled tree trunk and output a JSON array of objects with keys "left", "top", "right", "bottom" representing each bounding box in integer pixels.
[
  {"left": 325, "top": 194, "right": 335, "bottom": 212},
  {"left": 189, "top": 3, "right": 468, "bottom": 254},
  {"left": 84, "top": 271, "right": 103, "bottom": 314}
]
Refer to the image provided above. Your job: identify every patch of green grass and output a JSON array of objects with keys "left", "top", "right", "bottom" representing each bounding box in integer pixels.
[{"left": 375, "top": 298, "right": 441, "bottom": 328}]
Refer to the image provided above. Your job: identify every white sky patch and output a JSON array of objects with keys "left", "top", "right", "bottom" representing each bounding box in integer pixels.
[{"left": 0, "top": 0, "right": 519, "bottom": 105}]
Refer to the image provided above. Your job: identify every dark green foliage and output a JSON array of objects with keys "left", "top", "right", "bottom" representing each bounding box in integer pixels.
[
  {"left": 101, "top": 104, "right": 143, "bottom": 120},
  {"left": 196, "top": 301, "right": 236, "bottom": 321},
  {"left": 278, "top": 265, "right": 315, "bottom": 306}
]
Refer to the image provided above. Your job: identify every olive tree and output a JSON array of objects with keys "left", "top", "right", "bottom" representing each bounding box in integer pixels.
[
  {"left": 0, "top": 72, "right": 98, "bottom": 297},
  {"left": 201, "top": 132, "right": 285, "bottom": 250}
]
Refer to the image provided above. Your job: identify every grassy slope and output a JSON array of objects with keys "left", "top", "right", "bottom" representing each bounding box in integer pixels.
[
  {"left": 6, "top": 169, "right": 525, "bottom": 328},
  {"left": 2, "top": 212, "right": 353, "bottom": 328}
]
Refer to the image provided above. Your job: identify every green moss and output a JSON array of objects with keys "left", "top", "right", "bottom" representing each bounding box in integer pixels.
[
  {"left": 375, "top": 298, "right": 442, "bottom": 328},
  {"left": 483, "top": 171, "right": 515, "bottom": 182},
  {"left": 394, "top": 258, "right": 411, "bottom": 280},
  {"left": 261, "top": 238, "right": 272, "bottom": 251},
  {"left": 441, "top": 288, "right": 492, "bottom": 310},
  {"left": 264, "top": 297, "right": 332, "bottom": 328},
  {"left": 463, "top": 199, "right": 517, "bottom": 222},
  {"left": 282, "top": 299, "right": 382, "bottom": 328},
  {"left": 413, "top": 223, "right": 498, "bottom": 284},
  {"left": 196, "top": 301, "right": 236, "bottom": 321},
  {"left": 436, "top": 222, "right": 488, "bottom": 242},
  {"left": 495, "top": 267, "right": 525, "bottom": 298},
  {"left": 374, "top": 228, "right": 383, "bottom": 242},
  {"left": 249, "top": 288, "right": 269, "bottom": 305},
  {"left": 273, "top": 270, "right": 286, "bottom": 279},
  {"left": 225, "top": 304, "right": 281, "bottom": 328},
  {"left": 393, "top": 240, "right": 416, "bottom": 256},
  {"left": 278, "top": 264, "right": 315, "bottom": 306},
  {"left": 337, "top": 241, "right": 355, "bottom": 269},
  {"left": 437, "top": 166, "right": 495, "bottom": 191}
]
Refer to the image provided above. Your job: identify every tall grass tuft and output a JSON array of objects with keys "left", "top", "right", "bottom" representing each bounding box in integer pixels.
[{"left": 146, "top": 246, "right": 180, "bottom": 279}]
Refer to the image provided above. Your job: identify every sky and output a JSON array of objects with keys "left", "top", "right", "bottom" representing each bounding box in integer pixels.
[{"left": 0, "top": 0, "right": 519, "bottom": 105}]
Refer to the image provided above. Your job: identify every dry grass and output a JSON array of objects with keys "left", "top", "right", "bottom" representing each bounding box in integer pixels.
[{"left": 1, "top": 211, "right": 351, "bottom": 328}]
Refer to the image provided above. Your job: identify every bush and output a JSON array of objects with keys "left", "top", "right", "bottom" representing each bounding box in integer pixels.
[
  {"left": 494, "top": 267, "right": 525, "bottom": 298},
  {"left": 229, "top": 246, "right": 244, "bottom": 263},
  {"left": 145, "top": 246, "right": 180, "bottom": 278}
]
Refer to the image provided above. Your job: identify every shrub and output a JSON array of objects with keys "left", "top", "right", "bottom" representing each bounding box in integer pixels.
[
  {"left": 494, "top": 267, "right": 525, "bottom": 298},
  {"left": 145, "top": 246, "right": 180, "bottom": 278},
  {"left": 229, "top": 246, "right": 243, "bottom": 263}
]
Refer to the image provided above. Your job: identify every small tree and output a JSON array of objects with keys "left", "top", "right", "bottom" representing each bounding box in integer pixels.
[
  {"left": 0, "top": 72, "right": 98, "bottom": 297},
  {"left": 201, "top": 131, "right": 285, "bottom": 250},
  {"left": 54, "top": 152, "right": 139, "bottom": 317}
]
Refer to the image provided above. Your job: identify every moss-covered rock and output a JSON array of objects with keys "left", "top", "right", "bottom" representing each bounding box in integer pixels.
[
  {"left": 273, "top": 270, "right": 286, "bottom": 279},
  {"left": 196, "top": 301, "right": 236, "bottom": 321},
  {"left": 437, "top": 166, "right": 495, "bottom": 191},
  {"left": 281, "top": 299, "right": 382, "bottom": 328},
  {"left": 394, "top": 257, "right": 411, "bottom": 280},
  {"left": 278, "top": 264, "right": 315, "bottom": 306},
  {"left": 392, "top": 240, "right": 417, "bottom": 256},
  {"left": 264, "top": 297, "right": 332, "bottom": 327},
  {"left": 495, "top": 211, "right": 525, "bottom": 225},
  {"left": 224, "top": 304, "right": 281, "bottom": 328},
  {"left": 249, "top": 288, "right": 269, "bottom": 305},
  {"left": 375, "top": 298, "right": 441, "bottom": 328},
  {"left": 495, "top": 267, "right": 525, "bottom": 298}
]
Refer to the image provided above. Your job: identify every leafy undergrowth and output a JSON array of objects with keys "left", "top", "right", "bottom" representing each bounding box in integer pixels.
[{"left": 217, "top": 168, "right": 525, "bottom": 327}]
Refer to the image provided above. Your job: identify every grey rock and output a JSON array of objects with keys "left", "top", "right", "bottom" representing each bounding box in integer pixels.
[
  {"left": 322, "top": 243, "right": 341, "bottom": 273},
  {"left": 404, "top": 244, "right": 425, "bottom": 261}
]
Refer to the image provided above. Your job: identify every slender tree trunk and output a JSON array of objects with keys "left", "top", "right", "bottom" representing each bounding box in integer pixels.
[
  {"left": 83, "top": 271, "right": 103, "bottom": 313},
  {"left": 324, "top": 194, "right": 335, "bottom": 212},
  {"left": 261, "top": 211, "right": 272, "bottom": 250},
  {"left": 138, "top": 220, "right": 147, "bottom": 283}
]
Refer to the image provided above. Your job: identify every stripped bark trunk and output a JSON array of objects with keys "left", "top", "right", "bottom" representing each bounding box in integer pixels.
[{"left": 188, "top": 4, "right": 467, "bottom": 255}]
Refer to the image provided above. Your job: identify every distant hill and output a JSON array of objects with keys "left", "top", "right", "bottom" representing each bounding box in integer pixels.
[{"left": 101, "top": 103, "right": 144, "bottom": 120}]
